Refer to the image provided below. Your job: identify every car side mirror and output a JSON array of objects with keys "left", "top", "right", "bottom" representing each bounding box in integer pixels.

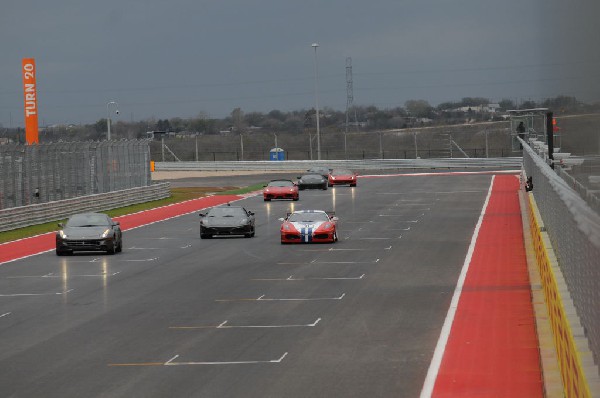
[
  {"left": 58, "top": 222, "right": 64, "bottom": 228},
  {"left": 248, "top": 211, "right": 254, "bottom": 216},
  {"left": 114, "top": 221, "right": 120, "bottom": 226},
  {"left": 263, "top": 185, "right": 267, "bottom": 188},
  {"left": 199, "top": 213, "right": 205, "bottom": 217},
  {"left": 297, "top": 176, "right": 301, "bottom": 179},
  {"left": 331, "top": 217, "right": 339, "bottom": 222}
]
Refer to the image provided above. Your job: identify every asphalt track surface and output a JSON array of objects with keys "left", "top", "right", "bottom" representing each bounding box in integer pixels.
[{"left": 0, "top": 173, "right": 510, "bottom": 397}]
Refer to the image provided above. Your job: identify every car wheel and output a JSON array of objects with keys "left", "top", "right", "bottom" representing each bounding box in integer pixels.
[
  {"left": 322, "top": 185, "right": 328, "bottom": 190},
  {"left": 107, "top": 244, "right": 116, "bottom": 255},
  {"left": 333, "top": 231, "right": 338, "bottom": 242},
  {"left": 264, "top": 198, "right": 271, "bottom": 201},
  {"left": 328, "top": 183, "right": 333, "bottom": 187},
  {"left": 56, "top": 248, "right": 65, "bottom": 256},
  {"left": 350, "top": 183, "right": 356, "bottom": 187},
  {"left": 116, "top": 238, "right": 123, "bottom": 253},
  {"left": 200, "top": 233, "right": 212, "bottom": 239}
]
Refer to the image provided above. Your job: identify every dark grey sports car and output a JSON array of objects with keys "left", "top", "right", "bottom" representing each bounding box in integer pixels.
[
  {"left": 297, "top": 174, "right": 328, "bottom": 190},
  {"left": 56, "top": 212, "right": 123, "bottom": 255},
  {"left": 306, "top": 166, "right": 331, "bottom": 178},
  {"left": 199, "top": 205, "right": 256, "bottom": 239}
]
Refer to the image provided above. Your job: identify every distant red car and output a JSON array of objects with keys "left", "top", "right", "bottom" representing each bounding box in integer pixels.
[
  {"left": 263, "top": 179, "right": 299, "bottom": 201},
  {"left": 328, "top": 169, "right": 358, "bottom": 187},
  {"left": 279, "top": 210, "right": 338, "bottom": 243}
]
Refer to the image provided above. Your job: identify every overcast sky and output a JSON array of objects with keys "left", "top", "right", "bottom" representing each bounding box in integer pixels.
[{"left": 1, "top": 0, "right": 599, "bottom": 127}]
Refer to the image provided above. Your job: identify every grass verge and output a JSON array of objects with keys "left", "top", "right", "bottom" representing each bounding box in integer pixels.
[{"left": 0, "top": 184, "right": 263, "bottom": 244}]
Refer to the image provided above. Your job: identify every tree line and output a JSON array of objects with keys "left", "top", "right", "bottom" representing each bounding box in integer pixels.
[{"left": 1, "top": 95, "right": 597, "bottom": 143}]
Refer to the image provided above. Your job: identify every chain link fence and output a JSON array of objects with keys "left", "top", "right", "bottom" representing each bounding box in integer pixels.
[
  {"left": 149, "top": 127, "right": 514, "bottom": 162},
  {"left": 522, "top": 140, "right": 600, "bottom": 366},
  {"left": 0, "top": 140, "right": 152, "bottom": 210}
]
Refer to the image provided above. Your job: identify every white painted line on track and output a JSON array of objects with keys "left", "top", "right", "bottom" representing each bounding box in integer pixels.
[
  {"left": 216, "top": 293, "right": 345, "bottom": 302},
  {"left": 315, "top": 259, "right": 379, "bottom": 264},
  {"left": 420, "top": 176, "right": 494, "bottom": 398},
  {"left": 170, "top": 318, "right": 322, "bottom": 329},
  {"left": 252, "top": 274, "right": 365, "bottom": 281},
  {"left": 120, "top": 257, "right": 159, "bottom": 262},
  {"left": 353, "top": 237, "right": 392, "bottom": 240},
  {"left": 6, "top": 272, "right": 120, "bottom": 279},
  {"left": 67, "top": 258, "right": 102, "bottom": 263},
  {"left": 0, "top": 289, "right": 74, "bottom": 297},
  {"left": 180, "top": 244, "right": 192, "bottom": 249},
  {"left": 378, "top": 216, "right": 419, "bottom": 220},
  {"left": 127, "top": 247, "right": 161, "bottom": 250},
  {"left": 165, "top": 352, "right": 289, "bottom": 366},
  {"left": 0, "top": 312, "right": 11, "bottom": 318}
]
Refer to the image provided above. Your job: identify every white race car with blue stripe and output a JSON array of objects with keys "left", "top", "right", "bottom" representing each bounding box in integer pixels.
[{"left": 279, "top": 210, "right": 338, "bottom": 244}]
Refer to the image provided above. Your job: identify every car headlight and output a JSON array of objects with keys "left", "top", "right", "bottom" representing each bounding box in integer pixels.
[
  {"left": 59, "top": 230, "right": 67, "bottom": 239},
  {"left": 241, "top": 218, "right": 248, "bottom": 224},
  {"left": 101, "top": 229, "right": 111, "bottom": 238}
]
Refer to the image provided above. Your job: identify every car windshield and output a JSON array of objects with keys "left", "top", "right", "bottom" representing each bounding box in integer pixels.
[
  {"left": 268, "top": 180, "right": 294, "bottom": 187},
  {"left": 66, "top": 214, "right": 110, "bottom": 227},
  {"left": 288, "top": 212, "right": 329, "bottom": 223},
  {"left": 301, "top": 174, "right": 323, "bottom": 180},
  {"left": 331, "top": 169, "right": 353, "bottom": 176},
  {"left": 308, "top": 167, "right": 329, "bottom": 174},
  {"left": 207, "top": 207, "right": 246, "bottom": 218}
]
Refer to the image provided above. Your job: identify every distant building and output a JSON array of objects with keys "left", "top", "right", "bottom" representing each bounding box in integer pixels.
[{"left": 146, "top": 131, "right": 168, "bottom": 140}]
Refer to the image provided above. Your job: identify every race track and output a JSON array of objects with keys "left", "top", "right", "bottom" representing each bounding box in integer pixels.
[{"left": 0, "top": 173, "right": 507, "bottom": 397}]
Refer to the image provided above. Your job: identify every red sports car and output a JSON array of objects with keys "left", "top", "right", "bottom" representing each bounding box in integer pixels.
[
  {"left": 328, "top": 169, "right": 358, "bottom": 187},
  {"left": 263, "top": 179, "right": 299, "bottom": 201},
  {"left": 279, "top": 210, "right": 338, "bottom": 243}
]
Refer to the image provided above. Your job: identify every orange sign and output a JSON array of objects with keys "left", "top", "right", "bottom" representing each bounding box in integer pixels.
[{"left": 22, "top": 58, "right": 39, "bottom": 144}]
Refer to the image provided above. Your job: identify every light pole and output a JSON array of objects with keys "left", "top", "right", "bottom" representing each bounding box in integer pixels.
[
  {"left": 106, "top": 101, "right": 119, "bottom": 140},
  {"left": 312, "top": 43, "right": 321, "bottom": 160}
]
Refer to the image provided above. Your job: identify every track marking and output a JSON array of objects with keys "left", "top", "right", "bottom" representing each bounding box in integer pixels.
[
  {"left": 6, "top": 272, "right": 120, "bottom": 279},
  {"left": 0, "top": 289, "right": 74, "bottom": 297},
  {"left": 419, "top": 176, "right": 494, "bottom": 398},
  {"left": 0, "top": 312, "right": 11, "bottom": 318},
  {"left": 109, "top": 353, "right": 289, "bottom": 367},
  {"left": 378, "top": 216, "right": 419, "bottom": 220},
  {"left": 170, "top": 318, "right": 322, "bottom": 329},
  {"left": 252, "top": 274, "right": 365, "bottom": 281},
  {"left": 127, "top": 247, "right": 161, "bottom": 250},
  {"left": 121, "top": 258, "right": 158, "bottom": 262},
  {"left": 216, "top": 293, "right": 345, "bottom": 302}
]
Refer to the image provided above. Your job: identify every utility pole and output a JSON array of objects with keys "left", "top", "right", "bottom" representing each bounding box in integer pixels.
[{"left": 345, "top": 57, "right": 354, "bottom": 159}]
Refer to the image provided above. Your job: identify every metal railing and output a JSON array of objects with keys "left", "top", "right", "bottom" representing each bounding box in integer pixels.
[
  {"left": 155, "top": 157, "right": 522, "bottom": 172},
  {"left": 0, "top": 182, "right": 170, "bottom": 232},
  {"left": 0, "top": 140, "right": 152, "bottom": 210},
  {"left": 522, "top": 139, "right": 600, "bottom": 367}
]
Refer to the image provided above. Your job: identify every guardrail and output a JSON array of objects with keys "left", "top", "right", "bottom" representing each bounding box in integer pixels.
[
  {"left": 154, "top": 158, "right": 522, "bottom": 172},
  {"left": 0, "top": 182, "right": 170, "bottom": 233}
]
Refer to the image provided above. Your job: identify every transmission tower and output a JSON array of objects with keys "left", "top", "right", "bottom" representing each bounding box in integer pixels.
[{"left": 345, "top": 58, "right": 359, "bottom": 135}]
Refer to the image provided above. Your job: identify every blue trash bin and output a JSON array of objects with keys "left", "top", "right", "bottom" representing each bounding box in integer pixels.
[{"left": 269, "top": 147, "right": 285, "bottom": 161}]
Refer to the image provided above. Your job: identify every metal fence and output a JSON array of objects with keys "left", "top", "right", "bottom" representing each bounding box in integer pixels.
[
  {"left": 0, "top": 140, "right": 152, "bottom": 210},
  {"left": 155, "top": 157, "right": 522, "bottom": 172},
  {"left": 0, "top": 182, "right": 170, "bottom": 233},
  {"left": 523, "top": 140, "right": 600, "bottom": 366}
]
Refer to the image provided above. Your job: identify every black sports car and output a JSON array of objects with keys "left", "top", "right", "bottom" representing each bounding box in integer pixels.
[
  {"left": 297, "top": 174, "right": 328, "bottom": 190},
  {"left": 306, "top": 166, "right": 331, "bottom": 178},
  {"left": 199, "top": 205, "right": 256, "bottom": 238},
  {"left": 56, "top": 212, "right": 123, "bottom": 255}
]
